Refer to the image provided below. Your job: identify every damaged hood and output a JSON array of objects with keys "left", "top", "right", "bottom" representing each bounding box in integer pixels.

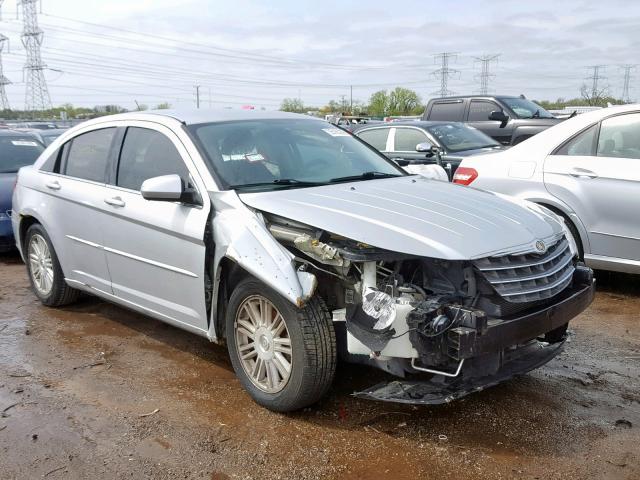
[{"left": 238, "top": 176, "right": 563, "bottom": 260}]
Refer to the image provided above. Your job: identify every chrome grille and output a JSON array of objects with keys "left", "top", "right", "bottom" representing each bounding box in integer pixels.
[{"left": 473, "top": 238, "right": 575, "bottom": 303}]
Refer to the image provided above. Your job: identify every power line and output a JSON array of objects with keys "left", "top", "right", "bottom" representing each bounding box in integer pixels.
[
  {"left": 20, "top": 0, "right": 51, "bottom": 111},
  {"left": 620, "top": 64, "right": 637, "bottom": 103},
  {"left": 0, "top": 0, "right": 10, "bottom": 110},
  {"left": 473, "top": 54, "right": 500, "bottom": 95},
  {"left": 432, "top": 52, "right": 459, "bottom": 97}
]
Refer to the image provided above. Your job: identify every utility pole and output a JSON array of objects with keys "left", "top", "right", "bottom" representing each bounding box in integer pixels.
[
  {"left": 432, "top": 52, "right": 460, "bottom": 98},
  {"left": 621, "top": 64, "right": 637, "bottom": 103},
  {"left": 473, "top": 54, "right": 500, "bottom": 95},
  {"left": 585, "top": 65, "right": 606, "bottom": 100},
  {"left": 349, "top": 85, "right": 353, "bottom": 114},
  {"left": 195, "top": 85, "right": 200, "bottom": 109},
  {"left": 20, "top": 0, "right": 51, "bottom": 112}
]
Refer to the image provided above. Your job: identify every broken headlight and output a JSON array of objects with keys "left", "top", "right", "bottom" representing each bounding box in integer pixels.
[{"left": 362, "top": 287, "right": 397, "bottom": 330}]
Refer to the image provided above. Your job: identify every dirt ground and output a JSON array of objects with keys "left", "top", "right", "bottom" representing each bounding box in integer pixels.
[{"left": 0, "top": 251, "right": 638, "bottom": 480}]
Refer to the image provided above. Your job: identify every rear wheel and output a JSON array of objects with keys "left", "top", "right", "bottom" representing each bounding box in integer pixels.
[
  {"left": 25, "top": 224, "right": 79, "bottom": 307},
  {"left": 226, "top": 278, "right": 336, "bottom": 412}
]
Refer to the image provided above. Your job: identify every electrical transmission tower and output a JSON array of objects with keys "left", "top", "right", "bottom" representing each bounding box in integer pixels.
[
  {"left": 0, "top": 0, "right": 11, "bottom": 110},
  {"left": 621, "top": 64, "right": 637, "bottom": 103},
  {"left": 432, "top": 52, "right": 460, "bottom": 97},
  {"left": 20, "top": 0, "right": 51, "bottom": 111},
  {"left": 0, "top": 34, "right": 10, "bottom": 110},
  {"left": 585, "top": 65, "right": 607, "bottom": 100},
  {"left": 473, "top": 54, "right": 500, "bottom": 95}
]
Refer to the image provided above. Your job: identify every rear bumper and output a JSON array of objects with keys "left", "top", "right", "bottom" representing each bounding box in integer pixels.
[{"left": 354, "top": 266, "right": 595, "bottom": 405}]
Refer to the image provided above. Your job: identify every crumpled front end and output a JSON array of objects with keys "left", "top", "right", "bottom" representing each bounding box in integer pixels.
[{"left": 262, "top": 212, "right": 595, "bottom": 404}]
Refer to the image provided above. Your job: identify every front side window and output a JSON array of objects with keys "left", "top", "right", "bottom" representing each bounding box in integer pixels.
[
  {"left": 0, "top": 136, "right": 44, "bottom": 173},
  {"left": 64, "top": 128, "right": 116, "bottom": 182},
  {"left": 499, "top": 97, "right": 554, "bottom": 119},
  {"left": 188, "top": 119, "right": 404, "bottom": 191},
  {"left": 117, "top": 127, "right": 189, "bottom": 191},
  {"left": 393, "top": 128, "right": 428, "bottom": 151},
  {"left": 597, "top": 113, "right": 640, "bottom": 159},
  {"left": 427, "top": 124, "right": 499, "bottom": 152},
  {"left": 468, "top": 100, "right": 500, "bottom": 121},
  {"left": 357, "top": 128, "right": 390, "bottom": 151},
  {"left": 555, "top": 125, "right": 597, "bottom": 156}
]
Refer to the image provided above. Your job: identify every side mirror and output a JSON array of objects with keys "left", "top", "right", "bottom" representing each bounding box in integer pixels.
[
  {"left": 415, "top": 141, "right": 434, "bottom": 153},
  {"left": 489, "top": 110, "right": 509, "bottom": 128},
  {"left": 141, "top": 174, "right": 184, "bottom": 202}
]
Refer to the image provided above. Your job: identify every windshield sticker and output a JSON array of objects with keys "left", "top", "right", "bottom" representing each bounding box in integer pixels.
[
  {"left": 322, "top": 128, "right": 350, "bottom": 137},
  {"left": 245, "top": 153, "right": 265, "bottom": 162},
  {"left": 11, "top": 140, "right": 39, "bottom": 147}
]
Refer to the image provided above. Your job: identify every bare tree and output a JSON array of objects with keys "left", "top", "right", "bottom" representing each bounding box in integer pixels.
[{"left": 580, "top": 83, "right": 609, "bottom": 106}]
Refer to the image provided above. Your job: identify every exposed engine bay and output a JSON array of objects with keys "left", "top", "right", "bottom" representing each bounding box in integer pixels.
[{"left": 264, "top": 211, "right": 595, "bottom": 403}]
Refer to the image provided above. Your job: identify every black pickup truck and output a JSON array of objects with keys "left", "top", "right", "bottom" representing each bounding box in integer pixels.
[{"left": 421, "top": 95, "right": 563, "bottom": 145}]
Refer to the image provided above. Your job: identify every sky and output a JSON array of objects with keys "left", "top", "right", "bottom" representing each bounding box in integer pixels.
[{"left": 0, "top": 0, "right": 638, "bottom": 110}]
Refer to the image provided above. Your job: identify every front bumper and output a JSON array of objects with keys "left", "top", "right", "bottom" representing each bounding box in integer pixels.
[{"left": 355, "top": 266, "right": 595, "bottom": 405}]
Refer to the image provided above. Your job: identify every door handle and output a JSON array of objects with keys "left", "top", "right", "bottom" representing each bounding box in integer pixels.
[
  {"left": 104, "top": 196, "right": 126, "bottom": 207},
  {"left": 45, "top": 180, "right": 61, "bottom": 190},
  {"left": 569, "top": 168, "right": 598, "bottom": 179}
]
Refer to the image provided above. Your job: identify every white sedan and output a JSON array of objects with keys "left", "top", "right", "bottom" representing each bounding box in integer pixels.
[{"left": 454, "top": 104, "right": 640, "bottom": 274}]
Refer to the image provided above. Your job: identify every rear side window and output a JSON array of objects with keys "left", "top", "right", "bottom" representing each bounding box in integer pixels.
[
  {"left": 597, "top": 113, "right": 640, "bottom": 159},
  {"left": 555, "top": 125, "right": 597, "bottom": 156},
  {"left": 357, "top": 128, "right": 390, "bottom": 151},
  {"left": 468, "top": 100, "right": 500, "bottom": 121},
  {"left": 64, "top": 128, "right": 116, "bottom": 182},
  {"left": 428, "top": 101, "right": 465, "bottom": 121},
  {"left": 117, "top": 127, "right": 189, "bottom": 191},
  {"left": 393, "top": 128, "right": 428, "bottom": 151}
]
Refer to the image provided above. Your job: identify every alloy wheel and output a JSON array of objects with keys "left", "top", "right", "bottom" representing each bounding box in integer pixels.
[
  {"left": 234, "top": 295, "right": 293, "bottom": 394},
  {"left": 28, "top": 234, "right": 54, "bottom": 296}
]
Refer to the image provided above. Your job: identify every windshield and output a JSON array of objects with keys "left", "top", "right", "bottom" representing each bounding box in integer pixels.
[
  {"left": 0, "top": 136, "right": 44, "bottom": 173},
  {"left": 426, "top": 123, "right": 499, "bottom": 152},
  {"left": 500, "top": 98, "right": 554, "bottom": 119},
  {"left": 188, "top": 119, "right": 405, "bottom": 191}
]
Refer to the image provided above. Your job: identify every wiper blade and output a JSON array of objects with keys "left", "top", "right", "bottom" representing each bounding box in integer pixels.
[
  {"left": 329, "top": 171, "right": 403, "bottom": 183},
  {"left": 228, "top": 178, "right": 328, "bottom": 189}
]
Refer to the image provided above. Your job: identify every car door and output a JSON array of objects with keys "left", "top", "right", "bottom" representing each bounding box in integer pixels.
[
  {"left": 100, "top": 123, "right": 211, "bottom": 333},
  {"left": 544, "top": 112, "right": 640, "bottom": 261},
  {"left": 40, "top": 127, "right": 118, "bottom": 293},
  {"left": 466, "top": 99, "right": 512, "bottom": 145},
  {"left": 388, "top": 127, "right": 433, "bottom": 164}
]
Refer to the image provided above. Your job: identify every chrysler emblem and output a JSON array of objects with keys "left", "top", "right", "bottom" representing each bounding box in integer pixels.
[{"left": 535, "top": 240, "right": 546, "bottom": 253}]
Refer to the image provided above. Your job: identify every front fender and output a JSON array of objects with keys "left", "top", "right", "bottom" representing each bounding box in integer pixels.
[{"left": 207, "top": 190, "right": 317, "bottom": 340}]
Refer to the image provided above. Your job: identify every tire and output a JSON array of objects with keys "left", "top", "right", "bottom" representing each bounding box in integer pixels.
[
  {"left": 24, "top": 223, "right": 79, "bottom": 307},
  {"left": 226, "top": 277, "right": 336, "bottom": 412}
]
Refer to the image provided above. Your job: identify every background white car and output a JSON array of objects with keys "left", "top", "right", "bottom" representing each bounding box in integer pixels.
[{"left": 454, "top": 104, "right": 640, "bottom": 274}]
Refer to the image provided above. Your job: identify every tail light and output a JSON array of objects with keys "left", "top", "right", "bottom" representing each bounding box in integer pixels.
[{"left": 453, "top": 167, "right": 478, "bottom": 185}]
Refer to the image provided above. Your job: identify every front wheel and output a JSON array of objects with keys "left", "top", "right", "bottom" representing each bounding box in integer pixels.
[{"left": 226, "top": 278, "right": 336, "bottom": 412}]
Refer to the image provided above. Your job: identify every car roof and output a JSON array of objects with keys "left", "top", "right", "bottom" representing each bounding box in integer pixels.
[
  {"left": 353, "top": 120, "right": 467, "bottom": 131},
  {"left": 81, "top": 109, "right": 319, "bottom": 127},
  {"left": 430, "top": 95, "right": 520, "bottom": 101}
]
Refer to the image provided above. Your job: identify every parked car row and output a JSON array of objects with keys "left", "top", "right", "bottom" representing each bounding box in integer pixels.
[{"left": 11, "top": 109, "right": 594, "bottom": 412}]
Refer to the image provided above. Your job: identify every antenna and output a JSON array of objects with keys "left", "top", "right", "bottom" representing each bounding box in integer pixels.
[
  {"left": 20, "top": 0, "right": 51, "bottom": 111},
  {"left": 473, "top": 54, "right": 500, "bottom": 95},
  {"left": 431, "top": 52, "right": 460, "bottom": 97}
]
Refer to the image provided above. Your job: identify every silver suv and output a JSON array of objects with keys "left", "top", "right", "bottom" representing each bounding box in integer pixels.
[{"left": 12, "top": 110, "right": 594, "bottom": 412}]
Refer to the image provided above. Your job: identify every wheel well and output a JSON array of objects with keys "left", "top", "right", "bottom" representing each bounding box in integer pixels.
[
  {"left": 19, "top": 216, "right": 39, "bottom": 250},
  {"left": 215, "top": 257, "right": 252, "bottom": 340},
  {"left": 537, "top": 203, "right": 584, "bottom": 255}
]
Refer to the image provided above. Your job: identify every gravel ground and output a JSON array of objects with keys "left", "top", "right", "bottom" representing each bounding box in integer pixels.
[{"left": 0, "top": 251, "right": 638, "bottom": 479}]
